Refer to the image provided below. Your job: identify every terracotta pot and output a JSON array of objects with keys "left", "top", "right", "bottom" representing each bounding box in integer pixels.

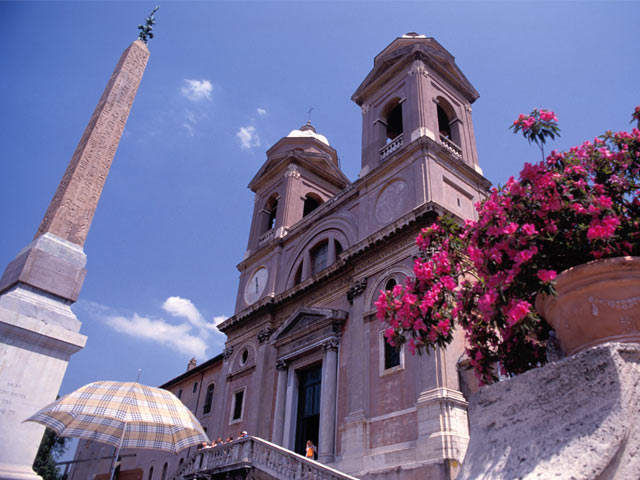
[{"left": 535, "top": 256, "right": 640, "bottom": 356}]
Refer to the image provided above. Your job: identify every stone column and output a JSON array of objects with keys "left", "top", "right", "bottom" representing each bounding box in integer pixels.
[
  {"left": 253, "top": 328, "right": 275, "bottom": 439},
  {"left": 318, "top": 338, "right": 339, "bottom": 464},
  {"left": 0, "top": 39, "right": 150, "bottom": 480},
  {"left": 271, "top": 360, "right": 288, "bottom": 445},
  {"left": 340, "top": 279, "right": 368, "bottom": 472}
]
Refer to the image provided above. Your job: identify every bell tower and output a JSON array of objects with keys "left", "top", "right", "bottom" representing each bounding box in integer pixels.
[
  {"left": 352, "top": 33, "right": 482, "bottom": 178},
  {"left": 236, "top": 123, "right": 350, "bottom": 313}
]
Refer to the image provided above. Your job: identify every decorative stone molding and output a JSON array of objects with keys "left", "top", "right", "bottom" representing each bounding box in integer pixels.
[
  {"left": 409, "top": 60, "right": 428, "bottom": 77},
  {"left": 223, "top": 346, "right": 234, "bottom": 360},
  {"left": 275, "top": 359, "right": 288, "bottom": 371},
  {"left": 347, "top": 278, "right": 367, "bottom": 305},
  {"left": 257, "top": 327, "right": 274, "bottom": 344},
  {"left": 322, "top": 337, "right": 340, "bottom": 352},
  {"left": 284, "top": 164, "right": 300, "bottom": 179},
  {"left": 465, "top": 105, "right": 472, "bottom": 113}
]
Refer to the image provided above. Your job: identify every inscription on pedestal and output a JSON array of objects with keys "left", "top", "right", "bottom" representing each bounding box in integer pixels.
[{"left": 0, "top": 381, "right": 25, "bottom": 418}]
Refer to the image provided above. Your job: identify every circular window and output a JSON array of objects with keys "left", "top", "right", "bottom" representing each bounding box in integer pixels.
[{"left": 240, "top": 349, "right": 249, "bottom": 366}]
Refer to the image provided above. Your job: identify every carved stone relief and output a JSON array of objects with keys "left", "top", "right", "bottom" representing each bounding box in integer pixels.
[{"left": 35, "top": 41, "right": 150, "bottom": 247}]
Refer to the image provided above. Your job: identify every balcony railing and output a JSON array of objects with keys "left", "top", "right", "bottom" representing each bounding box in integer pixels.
[
  {"left": 178, "top": 436, "right": 359, "bottom": 480},
  {"left": 380, "top": 134, "right": 404, "bottom": 159},
  {"left": 439, "top": 135, "right": 462, "bottom": 158},
  {"left": 258, "top": 228, "right": 275, "bottom": 247}
]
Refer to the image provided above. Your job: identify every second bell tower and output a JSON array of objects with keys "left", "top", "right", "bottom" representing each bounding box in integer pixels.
[{"left": 353, "top": 33, "right": 483, "bottom": 178}]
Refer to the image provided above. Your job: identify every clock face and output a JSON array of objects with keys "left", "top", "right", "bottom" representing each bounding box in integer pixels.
[{"left": 244, "top": 267, "right": 268, "bottom": 305}]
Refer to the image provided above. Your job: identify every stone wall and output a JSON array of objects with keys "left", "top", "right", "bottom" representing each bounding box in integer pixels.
[{"left": 458, "top": 342, "right": 640, "bottom": 480}]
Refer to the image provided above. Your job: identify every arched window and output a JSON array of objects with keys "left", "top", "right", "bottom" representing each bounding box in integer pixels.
[
  {"left": 385, "top": 278, "right": 397, "bottom": 291},
  {"left": 160, "top": 463, "right": 168, "bottom": 480},
  {"left": 261, "top": 193, "right": 278, "bottom": 233},
  {"left": 148, "top": 466, "right": 154, "bottom": 480},
  {"left": 335, "top": 240, "right": 343, "bottom": 257},
  {"left": 386, "top": 102, "right": 403, "bottom": 142},
  {"left": 310, "top": 241, "right": 329, "bottom": 275},
  {"left": 437, "top": 104, "right": 451, "bottom": 139},
  {"left": 268, "top": 200, "right": 278, "bottom": 229},
  {"left": 303, "top": 193, "right": 322, "bottom": 217},
  {"left": 202, "top": 384, "right": 215, "bottom": 415}
]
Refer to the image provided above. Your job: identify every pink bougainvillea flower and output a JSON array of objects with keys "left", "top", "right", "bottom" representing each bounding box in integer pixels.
[
  {"left": 505, "top": 300, "right": 531, "bottom": 327},
  {"left": 537, "top": 269, "right": 557, "bottom": 283},
  {"left": 587, "top": 215, "right": 620, "bottom": 241}
]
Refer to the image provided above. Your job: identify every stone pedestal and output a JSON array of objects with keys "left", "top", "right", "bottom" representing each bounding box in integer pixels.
[
  {"left": 0, "top": 235, "right": 87, "bottom": 480},
  {"left": 457, "top": 342, "right": 640, "bottom": 480},
  {"left": 415, "top": 387, "right": 469, "bottom": 464}
]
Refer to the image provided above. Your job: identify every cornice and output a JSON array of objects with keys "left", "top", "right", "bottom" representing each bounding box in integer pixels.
[{"left": 220, "top": 201, "right": 446, "bottom": 334}]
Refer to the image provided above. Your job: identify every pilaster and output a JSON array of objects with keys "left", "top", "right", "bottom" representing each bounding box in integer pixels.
[
  {"left": 318, "top": 338, "right": 339, "bottom": 464},
  {"left": 271, "top": 360, "right": 288, "bottom": 445},
  {"left": 340, "top": 278, "right": 369, "bottom": 472}
]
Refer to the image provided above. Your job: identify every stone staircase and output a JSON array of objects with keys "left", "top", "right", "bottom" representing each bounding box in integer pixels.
[{"left": 173, "top": 436, "right": 359, "bottom": 480}]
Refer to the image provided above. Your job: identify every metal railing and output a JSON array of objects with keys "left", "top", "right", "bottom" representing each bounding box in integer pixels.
[
  {"left": 178, "top": 436, "right": 359, "bottom": 480},
  {"left": 380, "top": 134, "right": 403, "bottom": 159}
]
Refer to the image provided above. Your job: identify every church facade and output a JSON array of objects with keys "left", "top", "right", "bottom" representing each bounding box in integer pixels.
[{"left": 70, "top": 33, "right": 490, "bottom": 480}]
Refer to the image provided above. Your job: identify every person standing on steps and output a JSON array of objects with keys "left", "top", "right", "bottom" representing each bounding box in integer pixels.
[{"left": 305, "top": 440, "right": 316, "bottom": 460}]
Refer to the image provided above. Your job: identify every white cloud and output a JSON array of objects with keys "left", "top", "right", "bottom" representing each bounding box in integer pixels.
[
  {"left": 81, "top": 297, "right": 227, "bottom": 361},
  {"left": 163, "top": 296, "right": 203, "bottom": 325},
  {"left": 213, "top": 315, "right": 228, "bottom": 327},
  {"left": 237, "top": 126, "right": 261, "bottom": 150},
  {"left": 105, "top": 313, "right": 209, "bottom": 359},
  {"left": 257, "top": 108, "right": 267, "bottom": 116},
  {"left": 181, "top": 79, "right": 213, "bottom": 102}
]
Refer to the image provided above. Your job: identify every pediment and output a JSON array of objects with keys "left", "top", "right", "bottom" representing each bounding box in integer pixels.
[
  {"left": 248, "top": 151, "right": 349, "bottom": 193},
  {"left": 352, "top": 37, "right": 479, "bottom": 105},
  {"left": 270, "top": 307, "right": 347, "bottom": 347}
]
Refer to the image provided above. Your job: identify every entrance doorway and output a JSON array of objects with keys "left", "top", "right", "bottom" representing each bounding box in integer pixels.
[{"left": 295, "top": 364, "right": 321, "bottom": 457}]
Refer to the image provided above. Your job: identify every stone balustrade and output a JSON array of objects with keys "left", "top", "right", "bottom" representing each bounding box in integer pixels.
[
  {"left": 439, "top": 135, "right": 462, "bottom": 157},
  {"left": 258, "top": 228, "right": 276, "bottom": 247},
  {"left": 379, "top": 133, "right": 404, "bottom": 159},
  {"left": 178, "top": 436, "right": 359, "bottom": 480}
]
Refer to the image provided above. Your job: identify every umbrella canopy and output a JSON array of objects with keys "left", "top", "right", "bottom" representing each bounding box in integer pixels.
[{"left": 25, "top": 381, "right": 209, "bottom": 454}]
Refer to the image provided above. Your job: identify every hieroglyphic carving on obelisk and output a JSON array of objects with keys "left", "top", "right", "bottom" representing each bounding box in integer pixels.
[
  {"left": 35, "top": 40, "right": 150, "bottom": 247},
  {"left": 0, "top": 35, "right": 151, "bottom": 480}
]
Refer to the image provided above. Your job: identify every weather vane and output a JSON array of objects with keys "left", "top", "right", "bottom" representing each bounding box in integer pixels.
[
  {"left": 138, "top": 6, "right": 160, "bottom": 44},
  {"left": 306, "top": 106, "right": 314, "bottom": 123}
]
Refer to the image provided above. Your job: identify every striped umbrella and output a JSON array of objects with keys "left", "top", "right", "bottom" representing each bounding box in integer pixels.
[{"left": 25, "top": 381, "right": 209, "bottom": 457}]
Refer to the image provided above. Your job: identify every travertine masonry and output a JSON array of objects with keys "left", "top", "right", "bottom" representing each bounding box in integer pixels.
[{"left": 458, "top": 342, "right": 640, "bottom": 480}]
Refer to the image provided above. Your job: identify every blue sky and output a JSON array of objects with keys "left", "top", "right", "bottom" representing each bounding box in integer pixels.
[{"left": 0, "top": 0, "right": 638, "bottom": 458}]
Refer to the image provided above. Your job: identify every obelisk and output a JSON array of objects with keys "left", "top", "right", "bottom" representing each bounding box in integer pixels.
[{"left": 0, "top": 20, "right": 152, "bottom": 480}]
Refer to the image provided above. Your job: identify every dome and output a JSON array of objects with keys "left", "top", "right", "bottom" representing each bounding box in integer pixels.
[{"left": 287, "top": 121, "right": 330, "bottom": 146}]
